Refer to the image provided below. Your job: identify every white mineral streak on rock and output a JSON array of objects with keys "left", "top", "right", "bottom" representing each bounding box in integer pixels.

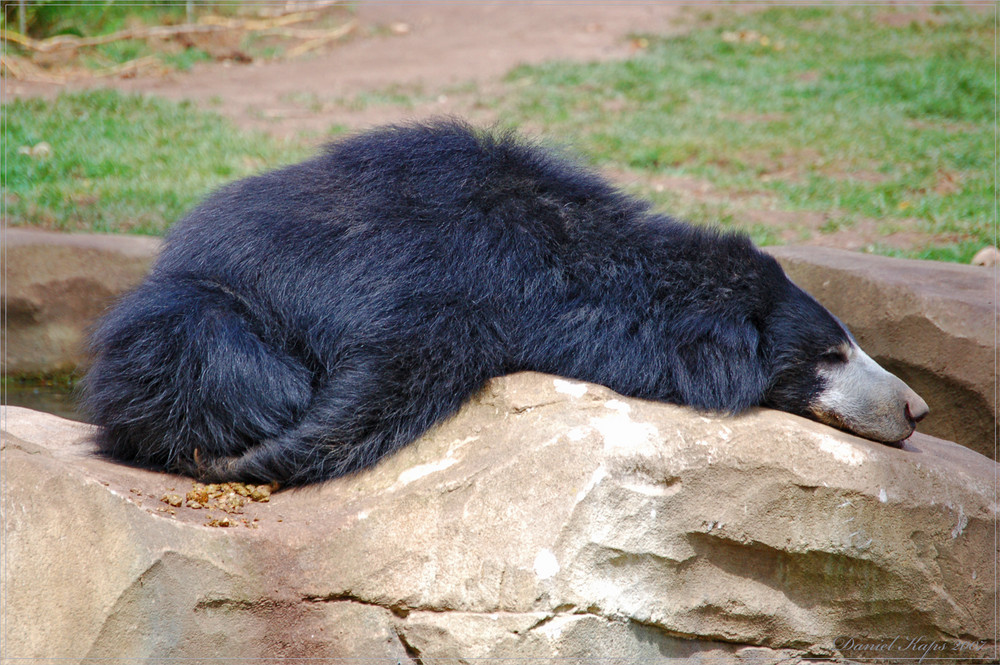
[
  {"left": 392, "top": 436, "right": 478, "bottom": 490},
  {"left": 576, "top": 465, "right": 609, "bottom": 503},
  {"left": 552, "top": 378, "right": 588, "bottom": 398},
  {"left": 446, "top": 435, "right": 479, "bottom": 456},
  {"left": 620, "top": 481, "right": 675, "bottom": 497},
  {"left": 536, "top": 614, "right": 585, "bottom": 640},
  {"left": 394, "top": 457, "right": 458, "bottom": 487},
  {"left": 533, "top": 549, "right": 560, "bottom": 580},
  {"left": 951, "top": 504, "right": 968, "bottom": 539},
  {"left": 590, "top": 407, "right": 659, "bottom": 456},
  {"left": 816, "top": 434, "right": 867, "bottom": 466},
  {"left": 603, "top": 399, "right": 631, "bottom": 413}
]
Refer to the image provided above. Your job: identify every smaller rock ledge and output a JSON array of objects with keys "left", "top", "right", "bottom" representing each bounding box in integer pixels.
[{"left": 3, "top": 228, "right": 162, "bottom": 375}]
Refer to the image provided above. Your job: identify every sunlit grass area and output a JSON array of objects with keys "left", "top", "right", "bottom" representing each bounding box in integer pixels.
[
  {"left": 4, "top": 5, "right": 992, "bottom": 261},
  {"left": 494, "top": 6, "right": 991, "bottom": 261},
  {"left": 5, "top": 90, "right": 312, "bottom": 234}
]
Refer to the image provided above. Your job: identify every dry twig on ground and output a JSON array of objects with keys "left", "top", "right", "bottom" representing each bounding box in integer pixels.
[
  {"left": 1, "top": 8, "right": 357, "bottom": 83},
  {"left": 2, "top": 24, "right": 229, "bottom": 54}
]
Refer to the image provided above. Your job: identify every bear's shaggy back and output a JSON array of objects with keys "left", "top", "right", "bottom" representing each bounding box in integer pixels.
[{"left": 84, "top": 121, "right": 830, "bottom": 486}]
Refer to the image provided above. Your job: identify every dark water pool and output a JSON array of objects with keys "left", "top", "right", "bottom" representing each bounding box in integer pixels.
[{"left": 4, "top": 384, "right": 88, "bottom": 423}]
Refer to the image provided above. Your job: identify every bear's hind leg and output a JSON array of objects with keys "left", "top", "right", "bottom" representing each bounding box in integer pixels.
[
  {"left": 185, "top": 347, "right": 493, "bottom": 486},
  {"left": 175, "top": 357, "right": 407, "bottom": 485},
  {"left": 83, "top": 278, "right": 313, "bottom": 474}
]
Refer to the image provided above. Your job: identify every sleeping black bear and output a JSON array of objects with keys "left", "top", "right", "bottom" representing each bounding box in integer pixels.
[{"left": 83, "top": 121, "right": 928, "bottom": 486}]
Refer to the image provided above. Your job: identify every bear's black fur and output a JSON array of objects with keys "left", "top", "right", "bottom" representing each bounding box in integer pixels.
[{"left": 83, "top": 120, "right": 852, "bottom": 486}]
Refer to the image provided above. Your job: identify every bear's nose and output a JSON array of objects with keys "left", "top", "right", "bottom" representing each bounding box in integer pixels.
[{"left": 905, "top": 395, "right": 929, "bottom": 424}]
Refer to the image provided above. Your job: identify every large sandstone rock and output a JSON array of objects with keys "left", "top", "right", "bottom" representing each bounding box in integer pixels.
[
  {"left": 1, "top": 227, "right": 161, "bottom": 375},
  {"left": 3, "top": 373, "right": 996, "bottom": 662},
  {"left": 768, "top": 246, "right": 996, "bottom": 459}
]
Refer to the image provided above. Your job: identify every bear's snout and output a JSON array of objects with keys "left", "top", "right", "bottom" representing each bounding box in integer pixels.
[{"left": 810, "top": 343, "right": 929, "bottom": 445}]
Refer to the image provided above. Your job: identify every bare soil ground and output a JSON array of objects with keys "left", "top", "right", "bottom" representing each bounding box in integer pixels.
[{"left": 9, "top": 2, "right": 693, "bottom": 135}]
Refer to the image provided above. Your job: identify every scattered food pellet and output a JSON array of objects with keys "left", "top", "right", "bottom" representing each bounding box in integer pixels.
[
  {"left": 206, "top": 516, "right": 234, "bottom": 527},
  {"left": 250, "top": 485, "right": 271, "bottom": 503},
  {"left": 162, "top": 494, "right": 183, "bottom": 507},
  {"left": 158, "top": 481, "right": 277, "bottom": 527}
]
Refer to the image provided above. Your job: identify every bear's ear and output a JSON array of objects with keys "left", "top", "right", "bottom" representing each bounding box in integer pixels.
[{"left": 669, "top": 317, "right": 768, "bottom": 414}]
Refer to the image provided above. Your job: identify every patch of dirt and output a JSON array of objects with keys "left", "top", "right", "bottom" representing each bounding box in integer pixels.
[
  {"left": 8, "top": 2, "right": 693, "bottom": 137},
  {"left": 875, "top": 9, "right": 946, "bottom": 28},
  {"left": 904, "top": 118, "right": 979, "bottom": 134},
  {"left": 756, "top": 148, "right": 824, "bottom": 184},
  {"left": 739, "top": 208, "right": 968, "bottom": 252},
  {"left": 724, "top": 112, "right": 790, "bottom": 125},
  {"left": 605, "top": 167, "right": 971, "bottom": 254},
  {"left": 607, "top": 168, "right": 777, "bottom": 208},
  {"left": 826, "top": 170, "right": 892, "bottom": 185}
]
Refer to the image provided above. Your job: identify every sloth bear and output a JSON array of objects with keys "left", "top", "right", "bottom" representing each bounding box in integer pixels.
[{"left": 83, "top": 121, "right": 928, "bottom": 486}]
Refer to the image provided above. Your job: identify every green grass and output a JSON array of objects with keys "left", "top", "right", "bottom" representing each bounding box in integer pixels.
[
  {"left": 8, "top": 1, "right": 188, "bottom": 39},
  {"left": 3, "top": 6, "right": 993, "bottom": 261},
  {"left": 331, "top": 83, "right": 429, "bottom": 112},
  {"left": 495, "top": 5, "right": 993, "bottom": 261},
  {"left": 5, "top": 90, "right": 311, "bottom": 234},
  {"left": 4, "top": 1, "right": 219, "bottom": 71}
]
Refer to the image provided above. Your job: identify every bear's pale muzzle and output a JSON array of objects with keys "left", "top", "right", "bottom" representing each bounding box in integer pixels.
[{"left": 810, "top": 342, "right": 928, "bottom": 444}]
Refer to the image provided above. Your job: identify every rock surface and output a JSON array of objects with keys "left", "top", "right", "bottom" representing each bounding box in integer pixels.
[
  {"left": 768, "top": 245, "right": 996, "bottom": 460},
  {"left": 2, "top": 227, "right": 161, "bottom": 375},
  {"left": 3, "top": 373, "right": 996, "bottom": 663}
]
